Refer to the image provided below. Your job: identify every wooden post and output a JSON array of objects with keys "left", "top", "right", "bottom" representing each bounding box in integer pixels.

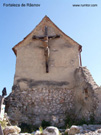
[{"left": 79, "top": 51, "right": 82, "bottom": 67}]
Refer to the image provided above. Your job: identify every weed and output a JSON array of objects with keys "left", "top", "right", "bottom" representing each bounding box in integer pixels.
[{"left": 39, "top": 126, "right": 43, "bottom": 133}]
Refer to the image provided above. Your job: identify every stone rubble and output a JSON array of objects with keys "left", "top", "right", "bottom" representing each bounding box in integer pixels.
[
  {"left": 34, "top": 130, "right": 42, "bottom": 135},
  {"left": 2, "top": 125, "right": 101, "bottom": 135},
  {"left": 3, "top": 126, "right": 21, "bottom": 135},
  {"left": 4, "top": 132, "right": 32, "bottom": 135},
  {"left": 65, "top": 124, "right": 101, "bottom": 135},
  {"left": 42, "top": 126, "right": 60, "bottom": 135}
]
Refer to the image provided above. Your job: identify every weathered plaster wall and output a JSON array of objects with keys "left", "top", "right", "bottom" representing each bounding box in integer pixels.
[{"left": 14, "top": 19, "right": 79, "bottom": 89}]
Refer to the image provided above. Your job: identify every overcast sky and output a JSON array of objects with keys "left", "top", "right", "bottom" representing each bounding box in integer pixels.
[{"left": 0, "top": 0, "right": 101, "bottom": 95}]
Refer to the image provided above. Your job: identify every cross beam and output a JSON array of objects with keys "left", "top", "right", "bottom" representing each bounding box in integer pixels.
[{"left": 32, "top": 26, "right": 60, "bottom": 73}]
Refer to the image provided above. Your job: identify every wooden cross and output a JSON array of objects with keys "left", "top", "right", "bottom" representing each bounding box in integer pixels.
[{"left": 32, "top": 26, "right": 60, "bottom": 73}]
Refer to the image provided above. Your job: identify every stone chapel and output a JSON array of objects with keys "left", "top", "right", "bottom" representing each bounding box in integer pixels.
[{"left": 6, "top": 16, "right": 100, "bottom": 127}]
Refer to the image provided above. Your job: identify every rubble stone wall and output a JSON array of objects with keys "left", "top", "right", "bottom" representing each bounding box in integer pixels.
[
  {"left": 7, "top": 83, "right": 74, "bottom": 127},
  {"left": 6, "top": 67, "right": 100, "bottom": 126}
]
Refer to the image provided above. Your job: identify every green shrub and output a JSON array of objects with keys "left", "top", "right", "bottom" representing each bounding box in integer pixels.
[
  {"left": 41, "top": 120, "right": 51, "bottom": 128},
  {"left": 19, "top": 123, "right": 37, "bottom": 133},
  {"left": 89, "top": 115, "right": 95, "bottom": 124},
  {"left": 65, "top": 114, "right": 95, "bottom": 128}
]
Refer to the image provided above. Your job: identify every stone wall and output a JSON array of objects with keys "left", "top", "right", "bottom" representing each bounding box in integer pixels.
[
  {"left": 6, "top": 66, "right": 101, "bottom": 127},
  {"left": 6, "top": 85, "right": 74, "bottom": 127}
]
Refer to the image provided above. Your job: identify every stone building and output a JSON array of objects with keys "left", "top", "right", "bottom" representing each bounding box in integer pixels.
[{"left": 6, "top": 16, "right": 100, "bottom": 127}]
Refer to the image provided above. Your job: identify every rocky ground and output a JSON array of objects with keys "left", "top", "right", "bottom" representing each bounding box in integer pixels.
[
  {"left": 65, "top": 124, "right": 101, "bottom": 135},
  {"left": 2, "top": 124, "right": 101, "bottom": 135}
]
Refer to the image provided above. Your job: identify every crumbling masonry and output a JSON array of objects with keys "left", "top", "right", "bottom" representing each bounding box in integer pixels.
[{"left": 6, "top": 16, "right": 101, "bottom": 127}]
